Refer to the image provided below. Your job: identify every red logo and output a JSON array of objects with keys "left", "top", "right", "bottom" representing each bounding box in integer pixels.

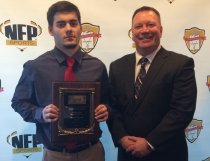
[{"left": 206, "top": 75, "right": 210, "bottom": 91}]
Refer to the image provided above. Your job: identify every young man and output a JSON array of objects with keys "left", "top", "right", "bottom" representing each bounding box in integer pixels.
[
  {"left": 11, "top": 1, "right": 109, "bottom": 161},
  {"left": 108, "top": 6, "right": 197, "bottom": 161}
]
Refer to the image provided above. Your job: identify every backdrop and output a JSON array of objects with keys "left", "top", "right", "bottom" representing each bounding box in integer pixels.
[{"left": 0, "top": 0, "right": 209, "bottom": 161}]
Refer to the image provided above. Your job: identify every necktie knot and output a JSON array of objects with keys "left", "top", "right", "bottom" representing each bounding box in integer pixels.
[
  {"left": 67, "top": 58, "right": 75, "bottom": 68},
  {"left": 139, "top": 57, "right": 148, "bottom": 67}
]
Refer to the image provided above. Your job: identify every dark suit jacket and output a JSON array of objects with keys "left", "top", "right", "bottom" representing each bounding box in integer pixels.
[{"left": 107, "top": 47, "right": 197, "bottom": 161}]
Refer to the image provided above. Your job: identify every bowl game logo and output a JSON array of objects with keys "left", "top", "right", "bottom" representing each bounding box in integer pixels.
[
  {"left": 128, "top": 29, "right": 136, "bottom": 48},
  {"left": 183, "top": 27, "right": 206, "bottom": 54},
  {"left": 0, "top": 79, "right": 4, "bottom": 93},
  {"left": 185, "top": 119, "right": 203, "bottom": 143},
  {"left": 80, "top": 23, "right": 101, "bottom": 54},
  {"left": 0, "top": 19, "right": 42, "bottom": 51},
  {"left": 206, "top": 75, "right": 210, "bottom": 91}
]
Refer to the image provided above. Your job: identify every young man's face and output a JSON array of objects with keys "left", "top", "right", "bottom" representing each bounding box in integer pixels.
[
  {"left": 49, "top": 11, "right": 82, "bottom": 51},
  {"left": 132, "top": 10, "right": 163, "bottom": 55}
]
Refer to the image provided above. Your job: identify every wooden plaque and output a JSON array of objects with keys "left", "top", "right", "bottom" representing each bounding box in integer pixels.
[{"left": 51, "top": 81, "right": 100, "bottom": 143}]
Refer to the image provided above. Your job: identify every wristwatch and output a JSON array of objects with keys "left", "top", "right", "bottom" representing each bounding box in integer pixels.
[{"left": 146, "top": 141, "right": 155, "bottom": 152}]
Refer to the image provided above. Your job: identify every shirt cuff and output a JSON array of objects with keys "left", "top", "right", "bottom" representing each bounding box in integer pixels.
[{"left": 35, "top": 107, "right": 45, "bottom": 123}]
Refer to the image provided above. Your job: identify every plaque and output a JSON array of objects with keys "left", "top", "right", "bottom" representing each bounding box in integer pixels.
[{"left": 51, "top": 82, "right": 101, "bottom": 143}]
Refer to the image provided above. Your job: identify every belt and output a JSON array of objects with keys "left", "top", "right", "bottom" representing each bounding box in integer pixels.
[{"left": 47, "top": 141, "right": 98, "bottom": 153}]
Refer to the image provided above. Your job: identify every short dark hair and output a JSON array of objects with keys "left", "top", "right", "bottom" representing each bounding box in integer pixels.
[
  {"left": 132, "top": 6, "right": 161, "bottom": 24},
  {"left": 47, "top": 1, "right": 81, "bottom": 26}
]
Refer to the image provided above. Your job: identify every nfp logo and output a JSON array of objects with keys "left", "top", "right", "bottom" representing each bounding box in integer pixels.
[
  {"left": 7, "top": 131, "right": 42, "bottom": 157},
  {"left": 203, "top": 157, "right": 210, "bottom": 161},
  {"left": 80, "top": 23, "right": 101, "bottom": 54},
  {"left": 185, "top": 119, "right": 203, "bottom": 143},
  {"left": 0, "top": 19, "right": 42, "bottom": 51},
  {"left": 183, "top": 27, "right": 206, "bottom": 54}
]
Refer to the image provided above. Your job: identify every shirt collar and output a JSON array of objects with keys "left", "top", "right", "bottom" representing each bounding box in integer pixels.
[
  {"left": 52, "top": 47, "right": 84, "bottom": 65},
  {"left": 135, "top": 45, "right": 161, "bottom": 66}
]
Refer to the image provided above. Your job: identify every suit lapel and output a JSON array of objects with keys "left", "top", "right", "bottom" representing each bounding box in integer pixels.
[{"left": 135, "top": 47, "right": 168, "bottom": 106}]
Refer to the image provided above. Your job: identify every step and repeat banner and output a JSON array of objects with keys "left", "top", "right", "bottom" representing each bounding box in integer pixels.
[{"left": 0, "top": 0, "right": 209, "bottom": 161}]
